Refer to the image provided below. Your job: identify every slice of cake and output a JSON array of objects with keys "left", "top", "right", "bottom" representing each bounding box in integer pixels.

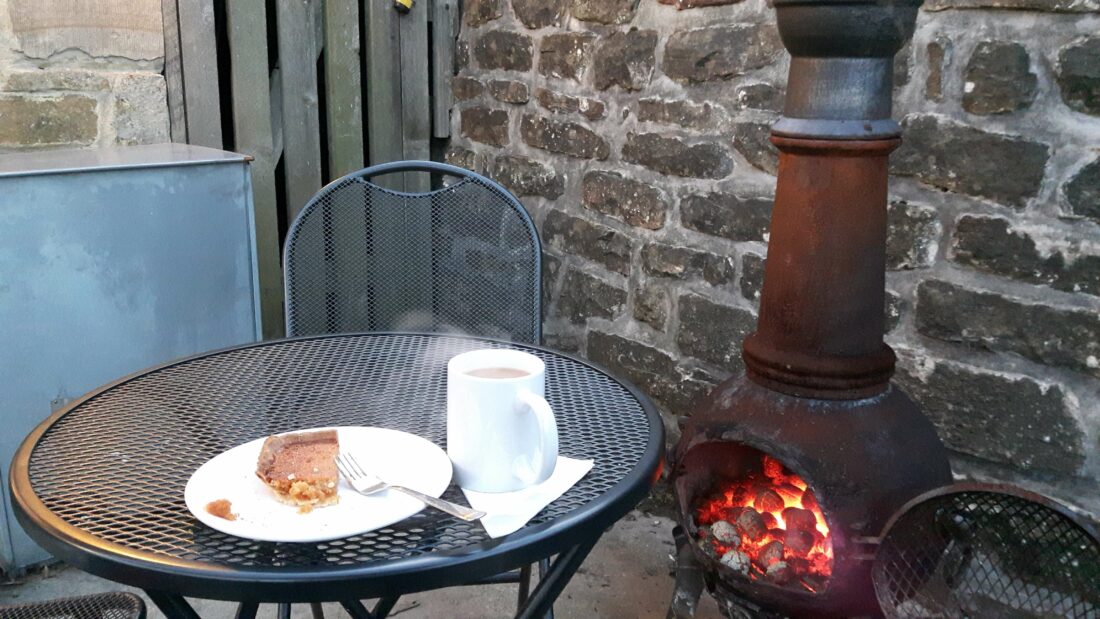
[{"left": 256, "top": 429, "right": 340, "bottom": 513}]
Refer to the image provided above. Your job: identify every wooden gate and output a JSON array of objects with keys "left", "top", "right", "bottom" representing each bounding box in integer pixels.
[{"left": 161, "top": 0, "right": 458, "bottom": 339}]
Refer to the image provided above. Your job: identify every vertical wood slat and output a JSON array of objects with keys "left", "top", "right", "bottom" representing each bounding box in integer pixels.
[
  {"left": 227, "top": 0, "right": 285, "bottom": 340},
  {"left": 176, "top": 0, "right": 223, "bottom": 148},
  {"left": 160, "top": 0, "right": 187, "bottom": 143},
  {"left": 365, "top": 0, "right": 404, "bottom": 187},
  {"left": 400, "top": 0, "right": 431, "bottom": 193},
  {"left": 276, "top": 0, "right": 324, "bottom": 222},
  {"left": 324, "top": 0, "right": 365, "bottom": 178},
  {"left": 430, "top": 0, "right": 456, "bottom": 139}
]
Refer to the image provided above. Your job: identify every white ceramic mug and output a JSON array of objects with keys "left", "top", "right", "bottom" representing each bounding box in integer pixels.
[{"left": 447, "top": 349, "right": 558, "bottom": 492}]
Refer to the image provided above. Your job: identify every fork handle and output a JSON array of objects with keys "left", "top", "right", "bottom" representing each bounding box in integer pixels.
[{"left": 392, "top": 485, "right": 486, "bottom": 521}]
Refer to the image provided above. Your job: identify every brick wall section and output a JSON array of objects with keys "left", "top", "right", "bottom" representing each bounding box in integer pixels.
[
  {"left": 447, "top": 0, "right": 1100, "bottom": 516},
  {"left": 0, "top": 0, "right": 168, "bottom": 152}
]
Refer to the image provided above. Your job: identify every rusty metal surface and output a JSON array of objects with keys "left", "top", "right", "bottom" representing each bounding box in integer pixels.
[
  {"left": 742, "top": 137, "right": 899, "bottom": 400},
  {"left": 672, "top": 377, "right": 951, "bottom": 618}
]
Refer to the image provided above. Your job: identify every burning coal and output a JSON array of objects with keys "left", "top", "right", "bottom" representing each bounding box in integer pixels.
[{"left": 694, "top": 454, "right": 833, "bottom": 592}]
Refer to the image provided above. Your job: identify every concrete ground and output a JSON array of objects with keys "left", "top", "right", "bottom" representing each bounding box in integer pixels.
[{"left": 1, "top": 511, "right": 724, "bottom": 619}]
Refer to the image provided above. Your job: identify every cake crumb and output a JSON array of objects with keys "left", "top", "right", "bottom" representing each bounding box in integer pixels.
[{"left": 206, "top": 499, "right": 237, "bottom": 521}]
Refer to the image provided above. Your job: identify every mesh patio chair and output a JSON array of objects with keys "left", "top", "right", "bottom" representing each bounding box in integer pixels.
[
  {"left": 284, "top": 160, "right": 541, "bottom": 344},
  {"left": 0, "top": 592, "right": 146, "bottom": 619},
  {"left": 283, "top": 160, "right": 551, "bottom": 617}
]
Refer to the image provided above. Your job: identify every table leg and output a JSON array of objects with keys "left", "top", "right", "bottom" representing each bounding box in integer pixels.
[
  {"left": 372, "top": 597, "right": 399, "bottom": 618},
  {"left": 517, "top": 563, "right": 532, "bottom": 607},
  {"left": 341, "top": 599, "right": 376, "bottom": 619},
  {"left": 235, "top": 602, "right": 259, "bottom": 619},
  {"left": 310, "top": 602, "right": 326, "bottom": 619},
  {"left": 146, "top": 591, "right": 201, "bottom": 619},
  {"left": 537, "top": 559, "right": 553, "bottom": 619},
  {"left": 277, "top": 603, "right": 291, "bottom": 619},
  {"left": 515, "top": 535, "right": 600, "bottom": 619}
]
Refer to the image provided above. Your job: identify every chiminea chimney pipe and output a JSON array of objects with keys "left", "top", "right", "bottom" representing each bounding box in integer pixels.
[{"left": 741, "top": 0, "right": 922, "bottom": 400}]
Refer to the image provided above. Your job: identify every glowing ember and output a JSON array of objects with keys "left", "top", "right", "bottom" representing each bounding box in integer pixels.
[{"left": 695, "top": 454, "right": 833, "bottom": 591}]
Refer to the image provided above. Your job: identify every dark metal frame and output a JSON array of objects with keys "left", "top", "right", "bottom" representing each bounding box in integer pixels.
[
  {"left": 9, "top": 333, "right": 663, "bottom": 619},
  {"left": 283, "top": 160, "right": 543, "bottom": 344}
]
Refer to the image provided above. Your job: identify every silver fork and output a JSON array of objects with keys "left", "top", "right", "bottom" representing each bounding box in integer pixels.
[{"left": 335, "top": 452, "right": 486, "bottom": 522}]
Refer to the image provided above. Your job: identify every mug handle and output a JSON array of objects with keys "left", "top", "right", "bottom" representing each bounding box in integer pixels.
[{"left": 516, "top": 390, "right": 558, "bottom": 486}]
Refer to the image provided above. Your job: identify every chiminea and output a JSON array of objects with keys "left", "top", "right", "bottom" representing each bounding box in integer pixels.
[{"left": 669, "top": 0, "right": 953, "bottom": 617}]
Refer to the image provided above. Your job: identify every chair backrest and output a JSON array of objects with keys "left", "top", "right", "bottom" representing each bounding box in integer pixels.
[{"left": 284, "top": 161, "right": 541, "bottom": 344}]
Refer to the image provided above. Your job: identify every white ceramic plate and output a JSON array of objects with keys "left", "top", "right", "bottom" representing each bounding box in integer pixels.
[{"left": 184, "top": 426, "right": 452, "bottom": 542}]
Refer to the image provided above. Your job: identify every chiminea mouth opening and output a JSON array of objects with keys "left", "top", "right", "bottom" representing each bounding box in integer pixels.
[{"left": 677, "top": 441, "right": 837, "bottom": 596}]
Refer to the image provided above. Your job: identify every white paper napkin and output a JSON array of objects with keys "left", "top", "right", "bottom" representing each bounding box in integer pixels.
[{"left": 461, "top": 456, "right": 594, "bottom": 538}]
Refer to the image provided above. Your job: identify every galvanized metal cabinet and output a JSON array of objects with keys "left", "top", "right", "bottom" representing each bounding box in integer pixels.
[{"left": 0, "top": 144, "right": 262, "bottom": 574}]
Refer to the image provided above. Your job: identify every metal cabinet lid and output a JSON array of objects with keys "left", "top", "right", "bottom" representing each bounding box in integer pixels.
[{"left": 0, "top": 143, "right": 250, "bottom": 178}]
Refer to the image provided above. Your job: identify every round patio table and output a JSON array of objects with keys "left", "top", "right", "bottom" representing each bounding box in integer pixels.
[{"left": 9, "top": 333, "right": 663, "bottom": 619}]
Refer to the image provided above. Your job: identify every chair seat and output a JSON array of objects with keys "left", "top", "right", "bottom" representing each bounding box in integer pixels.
[{"left": 0, "top": 592, "right": 146, "bottom": 619}]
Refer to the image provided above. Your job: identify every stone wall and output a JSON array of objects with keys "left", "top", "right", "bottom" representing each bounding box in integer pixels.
[
  {"left": 0, "top": 0, "right": 168, "bottom": 152},
  {"left": 447, "top": 0, "right": 1100, "bottom": 516}
]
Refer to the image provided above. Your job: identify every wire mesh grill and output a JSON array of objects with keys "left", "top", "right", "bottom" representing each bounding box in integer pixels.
[
  {"left": 25, "top": 334, "right": 651, "bottom": 571},
  {"left": 284, "top": 173, "right": 540, "bottom": 344},
  {"left": 873, "top": 489, "right": 1100, "bottom": 618},
  {"left": 0, "top": 592, "right": 145, "bottom": 619}
]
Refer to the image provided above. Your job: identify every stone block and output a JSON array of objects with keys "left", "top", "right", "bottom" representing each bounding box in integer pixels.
[
  {"left": 587, "top": 330, "right": 674, "bottom": 402},
  {"left": 622, "top": 133, "right": 732, "bottom": 179},
  {"left": 641, "top": 243, "right": 733, "bottom": 285},
  {"left": 681, "top": 193, "right": 772, "bottom": 242},
  {"left": 916, "top": 279, "right": 1100, "bottom": 378},
  {"left": 488, "top": 155, "right": 564, "bottom": 199},
  {"left": 110, "top": 73, "right": 169, "bottom": 146},
  {"left": 732, "top": 122, "right": 778, "bottom": 175},
  {"left": 1065, "top": 157, "right": 1100, "bottom": 221},
  {"left": 587, "top": 331, "right": 722, "bottom": 415},
  {"left": 637, "top": 98, "right": 713, "bottom": 128},
  {"left": 634, "top": 286, "right": 669, "bottom": 330},
  {"left": 539, "top": 32, "right": 596, "bottom": 80},
  {"left": 663, "top": 25, "right": 781, "bottom": 83},
  {"left": 488, "top": 79, "right": 530, "bottom": 104},
  {"left": 512, "top": 0, "right": 567, "bottom": 28},
  {"left": 582, "top": 171, "right": 667, "bottom": 230},
  {"left": 735, "top": 83, "right": 784, "bottom": 112},
  {"left": 892, "top": 115, "right": 1049, "bottom": 208},
  {"left": 895, "top": 354, "right": 1084, "bottom": 475},
  {"left": 963, "top": 41, "right": 1037, "bottom": 115},
  {"left": 0, "top": 94, "right": 97, "bottom": 147},
  {"left": 536, "top": 89, "right": 606, "bottom": 120},
  {"left": 951, "top": 215, "right": 1100, "bottom": 297},
  {"left": 925, "top": 0, "right": 1099, "bottom": 13},
  {"left": 9, "top": 0, "right": 163, "bottom": 61},
  {"left": 593, "top": 30, "right": 658, "bottom": 92},
  {"left": 572, "top": 0, "right": 638, "bottom": 24},
  {"left": 465, "top": 0, "right": 501, "bottom": 26},
  {"left": 2, "top": 69, "right": 109, "bottom": 92},
  {"left": 1057, "top": 37, "right": 1100, "bottom": 116},
  {"left": 473, "top": 31, "right": 533, "bottom": 71},
  {"left": 461, "top": 107, "right": 509, "bottom": 146},
  {"left": 520, "top": 114, "right": 609, "bottom": 159},
  {"left": 677, "top": 294, "right": 755, "bottom": 372},
  {"left": 542, "top": 210, "right": 632, "bottom": 275},
  {"left": 453, "top": 76, "right": 485, "bottom": 101},
  {"left": 925, "top": 38, "right": 949, "bottom": 102},
  {"left": 445, "top": 145, "right": 485, "bottom": 172},
  {"left": 886, "top": 200, "right": 940, "bottom": 270},
  {"left": 557, "top": 269, "right": 627, "bottom": 323},
  {"left": 659, "top": 0, "right": 745, "bottom": 7},
  {"left": 740, "top": 252, "right": 765, "bottom": 303}
]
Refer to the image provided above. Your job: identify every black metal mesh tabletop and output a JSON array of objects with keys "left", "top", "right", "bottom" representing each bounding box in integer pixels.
[{"left": 10, "top": 333, "right": 661, "bottom": 602}]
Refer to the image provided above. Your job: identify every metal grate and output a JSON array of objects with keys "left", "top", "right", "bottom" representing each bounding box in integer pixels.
[
  {"left": 26, "top": 334, "right": 650, "bottom": 570},
  {"left": 873, "top": 489, "right": 1100, "bottom": 618},
  {"left": 284, "top": 166, "right": 540, "bottom": 344},
  {"left": 0, "top": 592, "right": 145, "bottom": 619}
]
